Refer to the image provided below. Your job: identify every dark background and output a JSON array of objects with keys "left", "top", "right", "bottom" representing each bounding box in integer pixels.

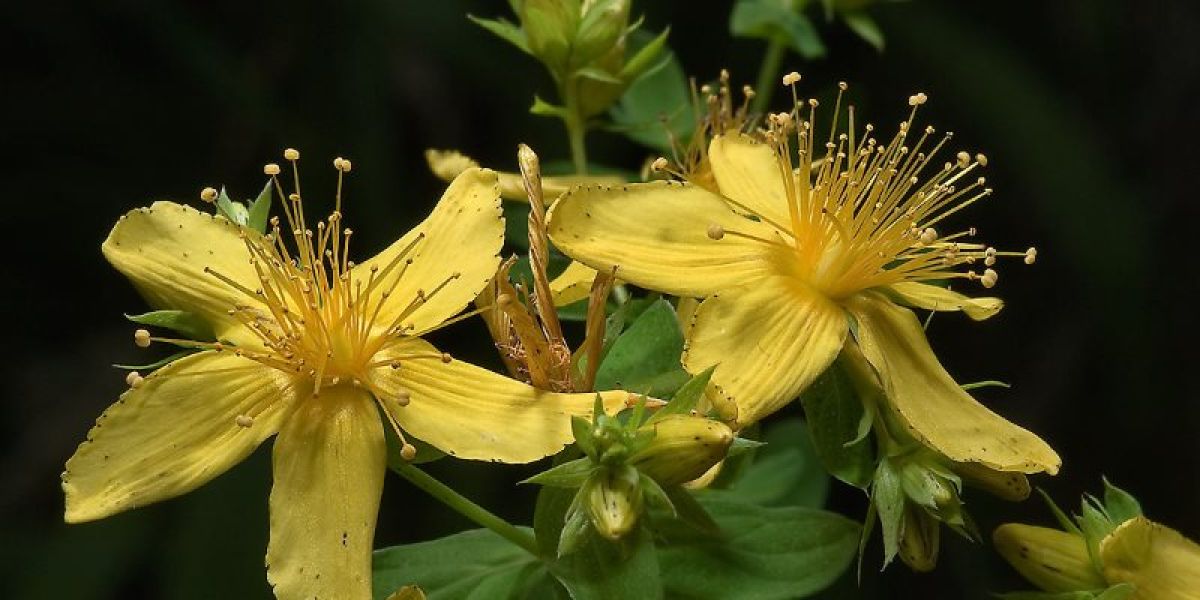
[{"left": 3, "top": 0, "right": 1198, "bottom": 597}]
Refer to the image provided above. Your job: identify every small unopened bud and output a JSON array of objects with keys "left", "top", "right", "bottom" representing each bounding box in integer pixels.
[
  {"left": 133, "top": 329, "right": 152, "bottom": 348},
  {"left": 899, "top": 507, "right": 941, "bottom": 573},
  {"left": 264, "top": 163, "right": 281, "bottom": 176},
  {"left": 628, "top": 415, "right": 734, "bottom": 486},
  {"left": 993, "top": 524, "right": 1106, "bottom": 592},
  {"left": 200, "top": 187, "right": 218, "bottom": 203},
  {"left": 587, "top": 466, "right": 643, "bottom": 541},
  {"left": 283, "top": 148, "right": 300, "bottom": 161},
  {"left": 706, "top": 224, "right": 725, "bottom": 240}
]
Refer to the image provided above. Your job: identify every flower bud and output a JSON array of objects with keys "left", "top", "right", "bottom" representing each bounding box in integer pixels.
[
  {"left": 898, "top": 459, "right": 958, "bottom": 512},
  {"left": 898, "top": 506, "right": 941, "bottom": 572},
  {"left": 572, "top": 0, "right": 629, "bottom": 67},
  {"left": 587, "top": 466, "right": 643, "bottom": 540},
  {"left": 628, "top": 415, "right": 734, "bottom": 486},
  {"left": 993, "top": 524, "right": 1107, "bottom": 592},
  {"left": 518, "top": 0, "right": 578, "bottom": 72},
  {"left": 953, "top": 462, "right": 1031, "bottom": 501}
]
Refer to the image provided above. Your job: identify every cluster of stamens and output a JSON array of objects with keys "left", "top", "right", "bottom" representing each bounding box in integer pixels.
[
  {"left": 699, "top": 72, "right": 1036, "bottom": 298},
  {"left": 652, "top": 69, "right": 757, "bottom": 191},
  {"left": 127, "top": 148, "right": 478, "bottom": 460}
]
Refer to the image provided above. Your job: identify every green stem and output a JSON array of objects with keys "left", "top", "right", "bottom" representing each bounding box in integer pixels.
[
  {"left": 391, "top": 461, "right": 541, "bottom": 557},
  {"left": 751, "top": 38, "right": 787, "bottom": 115},
  {"left": 561, "top": 78, "right": 589, "bottom": 175}
]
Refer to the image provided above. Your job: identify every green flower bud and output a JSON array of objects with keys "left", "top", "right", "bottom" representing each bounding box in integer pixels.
[
  {"left": 898, "top": 506, "right": 941, "bottom": 572},
  {"left": 993, "top": 523, "right": 1107, "bottom": 592},
  {"left": 628, "top": 415, "right": 734, "bottom": 486},
  {"left": 572, "top": 0, "right": 629, "bottom": 68},
  {"left": 897, "top": 458, "right": 958, "bottom": 512},
  {"left": 519, "top": 0, "right": 579, "bottom": 72},
  {"left": 587, "top": 465, "right": 643, "bottom": 540}
]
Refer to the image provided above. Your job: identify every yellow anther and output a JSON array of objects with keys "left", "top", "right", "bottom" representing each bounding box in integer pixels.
[
  {"left": 1024, "top": 247, "right": 1038, "bottom": 265},
  {"left": 334, "top": 157, "right": 352, "bottom": 172},
  {"left": 235, "top": 415, "right": 255, "bottom": 428},
  {"left": 650, "top": 157, "right": 669, "bottom": 172},
  {"left": 440, "top": 352, "right": 452, "bottom": 364},
  {"left": 956, "top": 151, "right": 971, "bottom": 167},
  {"left": 395, "top": 389, "right": 411, "bottom": 406},
  {"left": 283, "top": 148, "right": 300, "bottom": 161},
  {"left": 264, "top": 163, "right": 281, "bottom": 176},
  {"left": 400, "top": 443, "right": 418, "bottom": 461},
  {"left": 742, "top": 84, "right": 756, "bottom": 99},
  {"left": 975, "top": 153, "right": 989, "bottom": 166},
  {"left": 782, "top": 72, "right": 801, "bottom": 86},
  {"left": 838, "top": 81, "right": 848, "bottom": 91},
  {"left": 919, "top": 227, "right": 938, "bottom": 245},
  {"left": 200, "top": 187, "right": 218, "bottom": 203},
  {"left": 133, "top": 329, "right": 152, "bottom": 348},
  {"left": 981, "top": 268, "right": 999, "bottom": 288},
  {"left": 125, "top": 371, "right": 143, "bottom": 387},
  {"left": 908, "top": 92, "right": 929, "bottom": 106},
  {"left": 707, "top": 224, "right": 726, "bottom": 240}
]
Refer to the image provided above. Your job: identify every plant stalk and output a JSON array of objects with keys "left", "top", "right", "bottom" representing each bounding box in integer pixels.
[
  {"left": 751, "top": 38, "right": 787, "bottom": 115},
  {"left": 392, "top": 461, "right": 541, "bottom": 557}
]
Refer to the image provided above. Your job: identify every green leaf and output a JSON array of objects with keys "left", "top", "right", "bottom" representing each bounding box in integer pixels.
[
  {"left": 872, "top": 460, "right": 905, "bottom": 567},
  {"left": 246, "top": 181, "right": 272, "bottom": 233},
  {"left": 960, "top": 379, "right": 1011, "bottom": 391},
  {"left": 661, "top": 486, "right": 719, "bottom": 534},
  {"left": 729, "top": 0, "right": 827, "bottom": 59},
  {"left": 523, "top": 458, "right": 595, "bottom": 488},
  {"left": 996, "top": 592, "right": 1106, "bottom": 600},
  {"left": 798, "top": 361, "right": 875, "bottom": 488},
  {"left": 215, "top": 187, "right": 250, "bottom": 226},
  {"left": 1095, "top": 584, "right": 1137, "bottom": 600},
  {"left": 467, "top": 15, "right": 531, "bottom": 54},
  {"left": 842, "top": 12, "right": 884, "bottom": 51},
  {"left": 608, "top": 43, "right": 693, "bottom": 153},
  {"left": 593, "top": 299, "right": 685, "bottom": 397},
  {"left": 714, "top": 418, "right": 829, "bottom": 508},
  {"left": 125, "top": 310, "right": 216, "bottom": 342},
  {"left": 504, "top": 203, "right": 531, "bottom": 249},
  {"left": 531, "top": 95, "right": 569, "bottom": 119},
  {"left": 112, "top": 350, "right": 198, "bottom": 371},
  {"left": 575, "top": 66, "right": 623, "bottom": 85},
  {"left": 534, "top": 484, "right": 577, "bottom": 557},
  {"left": 1101, "top": 478, "right": 1142, "bottom": 524},
  {"left": 658, "top": 498, "right": 860, "bottom": 599},
  {"left": 372, "top": 528, "right": 551, "bottom": 600},
  {"left": 618, "top": 27, "right": 670, "bottom": 82},
  {"left": 553, "top": 526, "right": 662, "bottom": 600},
  {"left": 648, "top": 366, "right": 715, "bottom": 424}
]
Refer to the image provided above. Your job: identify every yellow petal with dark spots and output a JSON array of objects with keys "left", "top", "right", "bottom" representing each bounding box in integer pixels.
[
  {"left": 847, "top": 292, "right": 1060, "bottom": 474},
  {"left": 708, "top": 134, "right": 793, "bottom": 231},
  {"left": 266, "top": 385, "right": 385, "bottom": 600},
  {"left": 1101, "top": 516, "right": 1200, "bottom": 599},
  {"left": 683, "top": 276, "right": 848, "bottom": 427},
  {"left": 371, "top": 337, "right": 632, "bottom": 463},
  {"left": 63, "top": 351, "right": 299, "bottom": 523}
]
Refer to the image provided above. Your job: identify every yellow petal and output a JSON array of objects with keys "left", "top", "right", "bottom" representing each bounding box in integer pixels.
[
  {"left": 547, "top": 181, "right": 782, "bottom": 298},
  {"left": 993, "top": 524, "right": 1105, "bottom": 592},
  {"left": 425, "top": 149, "right": 623, "bottom": 202},
  {"left": 1101, "top": 516, "right": 1200, "bottom": 600},
  {"left": 266, "top": 385, "right": 385, "bottom": 600},
  {"left": 371, "top": 337, "right": 632, "bottom": 463},
  {"left": 355, "top": 168, "right": 503, "bottom": 335},
  {"left": 884, "top": 282, "right": 1003, "bottom": 321},
  {"left": 102, "top": 201, "right": 260, "bottom": 345},
  {"left": 708, "top": 134, "right": 793, "bottom": 231},
  {"left": 63, "top": 352, "right": 299, "bottom": 523},
  {"left": 846, "top": 292, "right": 1060, "bottom": 474},
  {"left": 549, "top": 260, "right": 599, "bottom": 307},
  {"left": 683, "top": 276, "right": 848, "bottom": 428}
]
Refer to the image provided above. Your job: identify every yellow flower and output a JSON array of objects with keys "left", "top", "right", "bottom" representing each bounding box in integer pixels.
[
  {"left": 547, "top": 78, "right": 1059, "bottom": 475},
  {"left": 62, "top": 154, "right": 630, "bottom": 600},
  {"left": 995, "top": 517, "right": 1200, "bottom": 599}
]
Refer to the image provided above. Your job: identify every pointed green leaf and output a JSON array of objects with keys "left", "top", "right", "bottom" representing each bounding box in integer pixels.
[
  {"left": 648, "top": 366, "right": 715, "bottom": 424},
  {"left": 618, "top": 27, "right": 670, "bottom": 82},
  {"left": 530, "top": 95, "right": 569, "bottom": 119},
  {"left": 215, "top": 187, "right": 250, "bottom": 226},
  {"left": 371, "top": 528, "right": 550, "bottom": 600},
  {"left": 594, "top": 298, "right": 685, "bottom": 397},
  {"left": 799, "top": 360, "right": 875, "bottom": 488},
  {"left": 467, "top": 15, "right": 532, "bottom": 54},
  {"left": 553, "top": 526, "right": 662, "bottom": 600},
  {"left": 872, "top": 460, "right": 905, "bottom": 567},
  {"left": 1101, "top": 478, "right": 1142, "bottom": 524},
  {"left": 523, "top": 458, "right": 595, "bottom": 488},
  {"left": 125, "top": 310, "right": 216, "bottom": 342},
  {"left": 843, "top": 12, "right": 884, "bottom": 52},
  {"left": 246, "top": 181, "right": 272, "bottom": 234}
]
